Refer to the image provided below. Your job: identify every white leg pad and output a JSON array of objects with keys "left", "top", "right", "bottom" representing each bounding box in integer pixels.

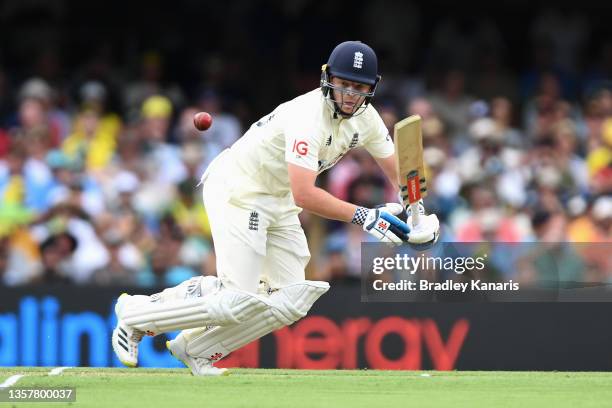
[
  {"left": 150, "top": 276, "right": 221, "bottom": 303},
  {"left": 119, "top": 288, "right": 271, "bottom": 335},
  {"left": 185, "top": 280, "right": 330, "bottom": 359}
]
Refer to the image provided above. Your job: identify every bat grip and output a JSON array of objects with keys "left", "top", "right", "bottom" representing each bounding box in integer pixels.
[
  {"left": 406, "top": 170, "right": 422, "bottom": 228},
  {"left": 409, "top": 202, "right": 420, "bottom": 228}
]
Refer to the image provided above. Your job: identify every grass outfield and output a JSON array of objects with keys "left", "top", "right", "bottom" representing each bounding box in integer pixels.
[{"left": 1, "top": 368, "right": 612, "bottom": 408}]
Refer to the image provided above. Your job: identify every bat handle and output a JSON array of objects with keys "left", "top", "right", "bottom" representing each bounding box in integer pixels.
[
  {"left": 406, "top": 170, "right": 422, "bottom": 229},
  {"left": 409, "top": 202, "right": 420, "bottom": 228}
]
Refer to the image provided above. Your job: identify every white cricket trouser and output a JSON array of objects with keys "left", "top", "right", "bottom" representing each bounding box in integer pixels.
[
  {"left": 114, "top": 152, "right": 318, "bottom": 341},
  {"left": 201, "top": 150, "right": 311, "bottom": 293},
  {"left": 162, "top": 152, "right": 328, "bottom": 364}
]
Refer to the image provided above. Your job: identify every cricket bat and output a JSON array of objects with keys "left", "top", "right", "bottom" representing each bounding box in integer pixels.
[{"left": 394, "top": 115, "right": 427, "bottom": 228}]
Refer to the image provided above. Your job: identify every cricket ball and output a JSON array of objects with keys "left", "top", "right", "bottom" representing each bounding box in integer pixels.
[{"left": 194, "top": 112, "right": 213, "bottom": 131}]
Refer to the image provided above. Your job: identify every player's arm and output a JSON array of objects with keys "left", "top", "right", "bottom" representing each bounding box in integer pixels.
[
  {"left": 364, "top": 117, "right": 422, "bottom": 214},
  {"left": 284, "top": 130, "right": 356, "bottom": 222},
  {"left": 288, "top": 163, "right": 409, "bottom": 244},
  {"left": 364, "top": 115, "right": 439, "bottom": 247},
  {"left": 362, "top": 112, "right": 401, "bottom": 193},
  {"left": 373, "top": 153, "right": 400, "bottom": 193},
  {"left": 374, "top": 151, "right": 425, "bottom": 215},
  {"left": 287, "top": 163, "right": 356, "bottom": 222}
]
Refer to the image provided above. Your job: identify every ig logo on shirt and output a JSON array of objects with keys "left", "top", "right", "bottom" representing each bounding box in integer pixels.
[{"left": 292, "top": 140, "right": 309, "bottom": 156}]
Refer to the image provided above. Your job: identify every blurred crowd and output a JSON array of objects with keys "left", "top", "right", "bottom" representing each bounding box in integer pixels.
[
  {"left": 0, "top": 76, "right": 243, "bottom": 287},
  {"left": 0, "top": 8, "right": 611, "bottom": 287},
  {"left": 317, "top": 81, "right": 612, "bottom": 283}
]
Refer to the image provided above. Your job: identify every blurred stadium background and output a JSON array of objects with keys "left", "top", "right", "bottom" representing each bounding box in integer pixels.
[{"left": 0, "top": 0, "right": 611, "bottom": 370}]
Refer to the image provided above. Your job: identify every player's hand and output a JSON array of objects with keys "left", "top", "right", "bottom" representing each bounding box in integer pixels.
[{"left": 362, "top": 203, "right": 409, "bottom": 245}]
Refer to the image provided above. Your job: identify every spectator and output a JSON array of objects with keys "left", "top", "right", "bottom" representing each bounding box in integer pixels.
[
  {"left": 143, "top": 216, "right": 198, "bottom": 287},
  {"left": 92, "top": 228, "right": 144, "bottom": 286},
  {"left": 0, "top": 226, "right": 42, "bottom": 286},
  {"left": 45, "top": 149, "right": 106, "bottom": 217},
  {"left": 170, "top": 179, "right": 211, "bottom": 240},
  {"left": 138, "top": 95, "right": 187, "bottom": 185},
  {"left": 427, "top": 70, "right": 475, "bottom": 147},
  {"left": 0, "top": 141, "right": 52, "bottom": 215},
  {"left": 29, "top": 204, "right": 109, "bottom": 284},
  {"left": 122, "top": 52, "right": 186, "bottom": 123},
  {"left": 12, "top": 78, "right": 61, "bottom": 150},
  {"left": 318, "top": 224, "right": 372, "bottom": 283},
  {"left": 61, "top": 104, "right": 119, "bottom": 172},
  {"left": 32, "top": 231, "right": 78, "bottom": 285},
  {"left": 518, "top": 209, "right": 585, "bottom": 285},
  {"left": 591, "top": 196, "right": 612, "bottom": 241},
  {"left": 490, "top": 97, "right": 524, "bottom": 148},
  {"left": 0, "top": 236, "right": 8, "bottom": 283},
  {"left": 454, "top": 186, "right": 525, "bottom": 242},
  {"left": 586, "top": 117, "right": 612, "bottom": 194},
  {"left": 550, "top": 119, "right": 589, "bottom": 195}
]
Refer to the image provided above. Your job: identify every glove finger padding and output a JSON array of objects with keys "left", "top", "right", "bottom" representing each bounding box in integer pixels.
[
  {"left": 406, "top": 214, "right": 440, "bottom": 246},
  {"left": 375, "top": 202, "right": 404, "bottom": 216}
]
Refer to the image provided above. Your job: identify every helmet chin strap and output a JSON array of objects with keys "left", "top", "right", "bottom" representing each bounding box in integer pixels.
[{"left": 330, "top": 95, "right": 342, "bottom": 119}]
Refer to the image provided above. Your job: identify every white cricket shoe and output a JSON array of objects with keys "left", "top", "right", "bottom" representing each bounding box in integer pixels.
[
  {"left": 166, "top": 334, "right": 229, "bottom": 376},
  {"left": 112, "top": 293, "right": 145, "bottom": 367}
]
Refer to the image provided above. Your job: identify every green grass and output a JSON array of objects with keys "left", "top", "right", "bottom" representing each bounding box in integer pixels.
[{"left": 1, "top": 368, "right": 612, "bottom": 408}]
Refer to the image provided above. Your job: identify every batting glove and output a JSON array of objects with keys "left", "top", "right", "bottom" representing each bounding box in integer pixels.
[
  {"left": 406, "top": 212, "right": 440, "bottom": 249},
  {"left": 352, "top": 203, "right": 409, "bottom": 245},
  {"left": 396, "top": 193, "right": 440, "bottom": 249}
]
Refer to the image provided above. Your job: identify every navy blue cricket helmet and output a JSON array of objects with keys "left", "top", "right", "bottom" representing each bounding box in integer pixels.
[{"left": 320, "top": 41, "right": 381, "bottom": 117}]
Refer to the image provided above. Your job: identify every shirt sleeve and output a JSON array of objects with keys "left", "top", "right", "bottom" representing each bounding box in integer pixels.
[
  {"left": 284, "top": 117, "right": 322, "bottom": 171},
  {"left": 363, "top": 109, "right": 395, "bottom": 158}
]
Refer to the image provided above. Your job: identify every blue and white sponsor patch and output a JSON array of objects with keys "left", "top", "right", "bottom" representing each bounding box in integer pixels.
[{"left": 380, "top": 212, "right": 410, "bottom": 234}]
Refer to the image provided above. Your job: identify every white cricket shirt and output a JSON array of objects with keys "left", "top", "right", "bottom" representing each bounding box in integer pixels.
[{"left": 219, "top": 89, "right": 395, "bottom": 212}]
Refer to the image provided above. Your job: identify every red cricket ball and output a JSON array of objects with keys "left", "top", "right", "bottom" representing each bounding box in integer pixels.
[{"left": 193, "top": 112, "right": 213, "bottom": 131}]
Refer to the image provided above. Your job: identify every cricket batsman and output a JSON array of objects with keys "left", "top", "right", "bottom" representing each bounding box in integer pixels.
[{"left": 111, "top": 41, "right": 440, "bottom": 375}]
